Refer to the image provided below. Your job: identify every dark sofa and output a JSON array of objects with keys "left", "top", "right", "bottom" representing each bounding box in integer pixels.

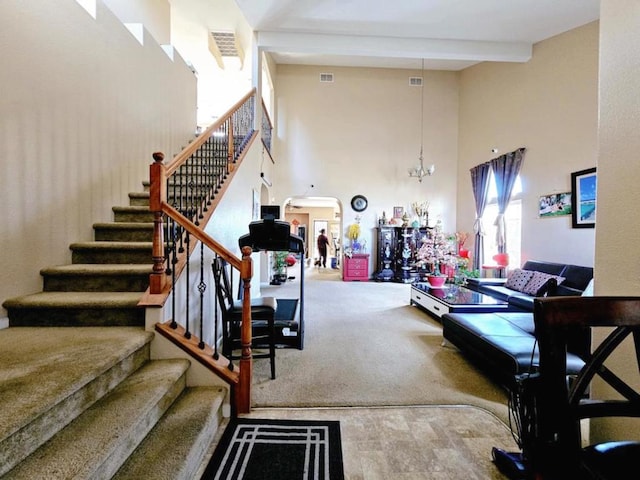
[
  {"left": 442, "top": 260, "right": 593, "bottom": 388},
  {"left": 468, "top": 260, "right": 594, "bottom": 312}
]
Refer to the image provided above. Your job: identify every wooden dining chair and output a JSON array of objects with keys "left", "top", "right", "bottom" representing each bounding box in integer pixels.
[
  {"left": 518, "top": 296, "right": 640, "bottom": 479},
  {"left": 212, "top": 257, "right": 277, "bottom": 379}
]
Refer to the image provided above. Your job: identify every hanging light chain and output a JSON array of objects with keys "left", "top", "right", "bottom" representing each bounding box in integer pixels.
[{"left": 409, "top": 58, "right": 435, "bottom": 182}]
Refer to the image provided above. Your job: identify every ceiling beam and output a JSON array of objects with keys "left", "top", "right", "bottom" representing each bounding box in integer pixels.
[{"left": 256, "top": 31, "right": 532, "bottom": 65}]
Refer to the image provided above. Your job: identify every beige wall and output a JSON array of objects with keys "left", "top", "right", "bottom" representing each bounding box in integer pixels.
[
  {"left": 0, "top": 0, "right": 196, "bottom": 317},
  {"left": 103, "top": 0, "right": 171, "bottom": 45},
  {"left": 272, "top": 65, "right": 460, "bottom": 273},
  {"left": 458, "top": 22, "right": 599, "bottom": 267},
  {"left": 591, "top": 0, "right": 640, "bottom": 442},
  {"left": 169, "top": 0, "right": 254, "bottom": 126}
]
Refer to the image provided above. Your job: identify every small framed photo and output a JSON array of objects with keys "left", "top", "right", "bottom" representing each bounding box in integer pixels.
[
  {"left": 539, "top": 192, "right": 572, "bottom": 217},
  {"left": 571, "top": 168, "right": 597, "bottom": 228},
  {"left": 393, "top": 206, "right": 404, "bottom": 218}
]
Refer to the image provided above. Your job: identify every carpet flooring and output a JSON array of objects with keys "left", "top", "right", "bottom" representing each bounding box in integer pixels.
[
  {"left": 201, "top": 418, "right": 344, "bottom": 480},
  {"left": 254, "top": 268, "right": 510, "bottom": 424}
]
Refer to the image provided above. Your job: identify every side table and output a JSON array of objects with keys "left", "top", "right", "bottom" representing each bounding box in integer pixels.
[{"left": 343, "top": 253, "right": 369, "bottom": 281}]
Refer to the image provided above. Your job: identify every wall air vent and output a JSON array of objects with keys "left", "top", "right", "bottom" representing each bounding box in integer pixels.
[
  {"left": 320, "top": 73, "right": 334, "bottom": 83},
  {"left": 409, "top": 76, "right": 423, "bottom": 86}
]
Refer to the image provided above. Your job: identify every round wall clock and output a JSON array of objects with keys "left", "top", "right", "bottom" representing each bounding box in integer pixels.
[{"left": 350, "top": 195, "right": 368, "bottom": 212}]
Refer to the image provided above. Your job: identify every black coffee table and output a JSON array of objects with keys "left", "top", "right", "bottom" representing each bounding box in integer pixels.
[{"left": 410, "top": 282, "right": 508, "bottom": 318}]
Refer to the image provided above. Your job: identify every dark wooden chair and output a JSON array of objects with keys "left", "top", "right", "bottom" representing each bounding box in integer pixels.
[
  {"left": 496, "top": 296, "right": 640, "bottom": 479},
  {"left": 212, "top": 257, "right": 277, "bottom": 379}
]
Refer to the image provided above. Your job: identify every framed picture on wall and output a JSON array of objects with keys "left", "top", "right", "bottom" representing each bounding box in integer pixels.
[
  {"left": 571, "top": 167, "right": 597, "bottom": 228},
  {"left": 393, "top": 206, "right": 404, "bottom": 218},
  {"left": 539, "top": 192, "right": 572, "bottom": 217}
]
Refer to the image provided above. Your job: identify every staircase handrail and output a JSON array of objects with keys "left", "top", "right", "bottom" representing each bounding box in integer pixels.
[
  {"left": 261, "top": 98, "right": 274, "bottom": 163},
  {"left": 144, "top": 88, "right": 258, "bottom": 414},
  {"left": 165, "top": 89, "right": 257, "bottom": 177}
]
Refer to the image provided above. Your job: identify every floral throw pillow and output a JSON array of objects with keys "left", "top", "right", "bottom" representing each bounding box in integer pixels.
[
  {"left": 522, "top": 271, "right": 566, "bottom": 296},
  {"left": 505, "top": 269, "right": 535, "bottom": 292}
]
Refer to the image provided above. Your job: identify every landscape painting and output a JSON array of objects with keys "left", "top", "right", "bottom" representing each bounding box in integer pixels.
[{"left": 571, "top": 168, "right": 597, "bottom": 228}]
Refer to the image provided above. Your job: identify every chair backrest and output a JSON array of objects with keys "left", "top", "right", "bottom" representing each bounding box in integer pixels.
[
  {"left": 212, "top": 257, "right": 234, "bottom": 315},
  {"left": 526, "top": 296, "right": 640, "bottom": 478},
  {"left": 493, "top": 252, "right": 509, "bottom": 267}
]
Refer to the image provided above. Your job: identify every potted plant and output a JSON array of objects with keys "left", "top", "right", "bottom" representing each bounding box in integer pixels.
[
  {"left": 271, "top": 251, "right": 288, "bottom": 285},
  {"left": 415, "top": 221, "right": 458, "bottom": 288}
]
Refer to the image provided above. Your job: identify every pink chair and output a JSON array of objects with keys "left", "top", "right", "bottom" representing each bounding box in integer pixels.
[{"left": 482, "top": 253, "right": 509, "bottom": 278}]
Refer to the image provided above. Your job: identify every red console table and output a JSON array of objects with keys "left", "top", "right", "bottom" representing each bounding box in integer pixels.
[{"left": 343, "top": 253, "right": 370, "bottom": 281}]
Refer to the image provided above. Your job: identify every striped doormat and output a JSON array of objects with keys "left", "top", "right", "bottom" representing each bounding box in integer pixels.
[{"left": 201, "top": 418, "right": 344, "bottom": 480}]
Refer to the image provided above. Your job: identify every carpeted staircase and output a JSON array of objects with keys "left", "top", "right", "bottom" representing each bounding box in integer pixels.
[
  {"left": 1, "top": 183, "right": 227, "bottom": 478},
  {"left": 2, "top": 185, "right": 156, "bottom": 327},
  {"left": 0, "top": 327, "right": 225, "bottom": 479}
]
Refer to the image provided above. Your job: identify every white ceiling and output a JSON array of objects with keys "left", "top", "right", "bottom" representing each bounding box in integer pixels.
[{"left": 234, "top": 0, "right": 600, "bottom": 70}]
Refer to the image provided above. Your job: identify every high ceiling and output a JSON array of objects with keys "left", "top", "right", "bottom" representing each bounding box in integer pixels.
[{"left": 234, "top": 0, "right": 600, "bottom": 70}]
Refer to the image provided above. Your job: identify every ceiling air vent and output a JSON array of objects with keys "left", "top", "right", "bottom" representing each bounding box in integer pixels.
[
  {"left": 210, "top": 31, "right": 238, "bottom": 56},
  {"left": 409, "top": 76, "right": 423, "bottom": 86},
  {"left": 209, "top": 31, "right": 244, "bottom": 69},
  {"left": 320, "top": 73, "right": 334, "bottom": 83}
]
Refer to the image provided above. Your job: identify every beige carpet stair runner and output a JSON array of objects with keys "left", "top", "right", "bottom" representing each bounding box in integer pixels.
[
  {"left": 0, "top": 327, "right": 225, "bottom": 479},
  {"left": 3, "top": 187, "right": 155, "bottom": 327},
  {"left": 1, "top": 181, "right": 228, "bottom": 478}
]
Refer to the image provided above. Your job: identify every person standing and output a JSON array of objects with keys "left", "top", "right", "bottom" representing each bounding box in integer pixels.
[{"left": 317, "top": 229, "right": 330, "bottom": 268}]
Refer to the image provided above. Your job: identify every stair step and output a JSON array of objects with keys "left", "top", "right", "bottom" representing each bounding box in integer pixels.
[
  {"left": 128, "top": 191, "right": 149, "bottom": 206},
  {"left": 113, "top": 386, "right": 226, "bottom": 480},
  {"left": 2, "top": 359, "right": 190, "bottom": 480},
  {"left": 0, "top": 327, "right": 153, "bottom": 476},
  {"left": 70, "top": 241, "right": 152, "bottom": 264},
  {"left": 41, "top": 264, "right": 152, "bottom": 292},
  {"left": 112, "top": 205, "right": 154, "bottom": 223},
  {"left": 3, "top": 292, "right": 144, "bottom": 326},
  {"left": 93, "top": 222, "right": 154, "bottom": 242}
]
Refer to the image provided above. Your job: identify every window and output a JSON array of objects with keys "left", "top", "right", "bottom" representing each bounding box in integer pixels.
[{"left": 482, "top": 172, "right": 522, "bottom": 269}]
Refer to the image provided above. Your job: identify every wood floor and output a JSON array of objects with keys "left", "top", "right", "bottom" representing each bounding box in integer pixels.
[{"left": 202, "top": 405, "right": 519, "bottom": 479}]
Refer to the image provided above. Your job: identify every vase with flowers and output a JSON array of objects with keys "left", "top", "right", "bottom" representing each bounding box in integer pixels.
[
  {"left": 345, "top": 217, "right": 362, "bottom": 256},
  {"left": 412, "top": 201, "right": 430, "bottom": 227},
  {"left": 456, "top": 231, "right": 470, "bottom": 259}
]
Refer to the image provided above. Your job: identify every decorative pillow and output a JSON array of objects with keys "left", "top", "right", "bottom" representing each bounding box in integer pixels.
[
  {"left": 505, "top": 269, "right": 535, "bottom": 292},
  {"left": 522, "top": 271, "right": 565, "bottom": 296}
]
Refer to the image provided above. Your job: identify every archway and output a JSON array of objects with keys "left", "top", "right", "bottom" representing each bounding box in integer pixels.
[{"left": 282, "top": 196, "right": 343, "bottom": 269}]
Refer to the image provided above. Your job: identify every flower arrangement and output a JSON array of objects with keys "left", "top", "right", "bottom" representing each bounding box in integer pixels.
[
  {"left": 347, "top": 223, "right": 360, "bottom": 242},
  {"left": 415, "top": 221, "right": 458, "bottom": 275},
  {"left": 412, "top": 201, "right": 430, "bottom": 217},
  {"left": 345, "top": 216, "right": 364, "bottom": 256},
  {"left": 412, "top": 201, "right": 430, "bottom": 227},
  {"left": 455, "top": 231, "right": 469, "bottom": 249}
]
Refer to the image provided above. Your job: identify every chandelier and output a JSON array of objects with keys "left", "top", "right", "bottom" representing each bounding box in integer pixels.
[{"left": 408, "top": 59, "right": 435, "bottom": 182}]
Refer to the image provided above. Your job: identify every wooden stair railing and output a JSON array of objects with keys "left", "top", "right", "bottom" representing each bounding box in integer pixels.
[{"left": 142, "top": 88, "right": 259, "bottom": 414}]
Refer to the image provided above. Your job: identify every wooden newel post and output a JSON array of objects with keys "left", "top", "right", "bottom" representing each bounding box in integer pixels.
[
  {"left": 237, "top": 246, "right": 254, "bottom": 413},
  {"left": 149, "top": 152, "right": 167, "bottom": 294}
]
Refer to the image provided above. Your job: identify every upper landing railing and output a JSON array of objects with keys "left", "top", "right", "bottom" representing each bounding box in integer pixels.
[{"left": 144, "top": 88, "right": 259, "bottom": 414}]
